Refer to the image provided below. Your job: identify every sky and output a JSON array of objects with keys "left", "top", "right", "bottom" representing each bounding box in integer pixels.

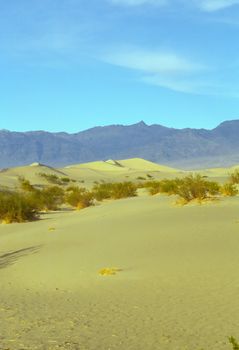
[{"left": 1, "top": 0, "right": 239, "bottom": 132}]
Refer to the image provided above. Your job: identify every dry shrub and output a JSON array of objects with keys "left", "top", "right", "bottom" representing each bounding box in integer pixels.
[
  {"left": 229, "top": 170, "right": 239, "bottom": 184},
  {"left": 142, "top": 175, "right": 221, "bottom": 203},
  {"left": 0, "top": 191, "right": 38, "bottom": 223},
  {"left": 65, "top": 186, "right": 93, "bottom": 209},
  {"left": 92, "top": 182, "right": 137, "bottom": 201},
  {"left": 220, "top": 183, "right": 238, "bottom": 197}
]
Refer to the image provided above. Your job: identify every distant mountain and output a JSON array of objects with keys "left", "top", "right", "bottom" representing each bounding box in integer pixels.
[{"left": 1, "top": 120, "right": 239, "bottom": 169}]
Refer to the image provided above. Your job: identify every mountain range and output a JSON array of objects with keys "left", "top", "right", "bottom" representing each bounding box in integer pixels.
[{"left": 1, "top": 120, "right": 239, "bottom": 169}]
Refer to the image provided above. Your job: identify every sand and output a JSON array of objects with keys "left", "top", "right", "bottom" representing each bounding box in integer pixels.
[
  {"left": 1, "top": 192, "right": 239, "bottom": 349},
  {"left": 0, "top": 158, "right": 238, "bottom": 349}
]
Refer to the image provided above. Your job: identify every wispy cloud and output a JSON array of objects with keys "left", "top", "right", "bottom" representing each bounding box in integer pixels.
[
  {"left": 109, "top": 0, "right": 239, "bottom": 11},
  {"left": 196, "top": 0, "right": 239, "bottom": 11},
  {"left": 142, "top": 75, "right": 214, "bottom": 94},
  {"left": 104, "top": 48, "right": 205, "bottom": 73},
  {"left": 102, "top": 47, "right": 208, "bottom": 94},
  {"left": 102, "top": 46, "right": 239, "bottom": 97}
]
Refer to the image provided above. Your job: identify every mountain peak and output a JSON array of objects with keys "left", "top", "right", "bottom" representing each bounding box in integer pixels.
[{"left": 134, "top": 121, "right": 148, "bottom": 127}]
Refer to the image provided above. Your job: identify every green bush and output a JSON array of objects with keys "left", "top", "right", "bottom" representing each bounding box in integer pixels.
[{"left": 0, "top": 191, "right": 38, "bottom": 223}]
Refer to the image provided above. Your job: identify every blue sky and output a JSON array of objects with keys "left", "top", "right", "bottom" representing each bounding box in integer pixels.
[{"left": 1, "top": 0, "right": 239, "bottom": 132}]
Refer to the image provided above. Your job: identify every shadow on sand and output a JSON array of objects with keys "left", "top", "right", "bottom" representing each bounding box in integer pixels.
[{"left": 0, "top": 245, "right": 41, "bottom": 269}]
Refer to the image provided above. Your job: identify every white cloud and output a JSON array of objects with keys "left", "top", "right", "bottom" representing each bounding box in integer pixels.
[
  {"left": 196, "top": 0, "right": 239, "bottom": 11},
  {"left": 109, "top": 0, "right": 167, "bottom": 6},
  {"left": 104, "top": 48, "right": 204, "bottom": 73}
]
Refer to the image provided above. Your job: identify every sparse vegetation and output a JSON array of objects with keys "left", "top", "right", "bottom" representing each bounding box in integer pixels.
[
  {"left": 18, "top": 176, "right": 35, "bottom": 192},
  {"left": 142, "top": 179, "right": 180, "bottom": 196},
  {"left": 220, "top": 183, "right": 238, "bottom": 197},
  {"left": 92, "top": 183, "right": 112, "bottom": 201},
  {"left": 61, "top": 177, "right": 71, "bottom": 183},
  {"left": 38, "top": 172, "right": 62, "bottom": 185},
  {"left": 65, "top": 186, "right": 94, "bottom": 209},
  {"left": 175, "top": 175, "right": 220, "bottom": 203},
  {"left": 142, "top": 175, "right": 222, "bottom": 203},
  {"left": 2, "top": 169, "right": 239, "bottom": 224},
  {"left": 229, "top": 170, "right": 239, "bottom": 184},
  {"left": 229, "top": 337, "right": 239, "bottom": 350},
  {"left": 92, "top": 181, "right": 137, "bottom": 201},
  {"left": 38, "top": 172, "right": 73, "bottom": 186},
  {"left": 18, "top": 177, "right": 65, "bottom": 211},
  {"left": 137, "top": 176, "right": 146, "bottom": 180},
  {"left": 39, "top": 186, "right": 65, "bottom": 210},
  {"left": 0, "top": 191, "right": 38, "bottom": 223}
]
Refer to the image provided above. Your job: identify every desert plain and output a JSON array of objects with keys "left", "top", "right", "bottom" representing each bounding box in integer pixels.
[{"left": 0, "top": 158, "right": 239, "bottom": 350}]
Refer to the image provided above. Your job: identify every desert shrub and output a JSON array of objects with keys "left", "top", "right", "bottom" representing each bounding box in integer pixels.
[
  {"left": 147, "top": 174, "right": 153, "bottom": 179},
  {"left": 61, "top": 177, "right": 70, "bottom": 183},
  {"left": 143, "top": 180, "right": 162, "bottom": 195},
  {"left": 0, "top": 191, "right": 38, "bottom": 223},
  {"left": 92, "top": 182, "right": 137, "bottom": 201},
  {"left": 18, "top": 176, "right": 35, "bottom": 192},
  {"left": 137, "top": 176, "right": 146, "bottom": 180},
  {"left": 28, "top": 186, "right": 65, "bottom": 211},
  {"left": 38, "top": 172, "right": 62, "bottom": 185},
  {"left": 41, "top": 186, "right": 65, "bottom": 210},
  {"left": 229, "top": 337, "right": 239, "bottom": 350},
  {"left": 92, "top": 183, "right": 113, "bottom": 201},
  {"left": 220, "top": 183, "right": 238, "bottom": 197},
  {"left": 229, "top": 170, "right": 239, "bottom": 184},
  {"left": 110, "top": 182, "right": 137, "bottom": 199},
  {"left": 175, "top": 174, "right": 220, "bottom": 202},
  {"left": 142, "top": 179, "right": 179, "bottom": 195},
  {"left": 65, "top": 186, "right": 93, "bottom": 209},
  {"left": 159, "top": 179, "right": 181, "bottom": 195},
  {"left": 143, "top": 175, "right": 220, "bottom": 203}
]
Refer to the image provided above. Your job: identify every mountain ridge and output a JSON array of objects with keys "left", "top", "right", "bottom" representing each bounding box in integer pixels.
[{"left": 1, "top": 120, "right": 239, "bottom": 169}]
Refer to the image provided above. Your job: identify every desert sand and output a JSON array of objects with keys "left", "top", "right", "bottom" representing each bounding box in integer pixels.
[{"left": 0, "top": 159, "right": 239, "bottom": 349}]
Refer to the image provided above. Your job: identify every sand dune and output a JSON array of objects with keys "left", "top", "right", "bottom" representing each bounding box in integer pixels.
[
  {"left": 65, "top": 158, "right": 178, "bottom": 172},
  {"left": 0, "top": 158, "right": 238, "bottom": 348},
  {"left": 117, "top": 158, "right": 179, "bottom": 172},
  {"left": 0, "top": 157, "right": 234, "bottom": 190},
  {"left": 0, "top": 163, "right": 67, "bottom": 188},
  {"left": 0, "top": 194, "right": 239, "bottom": 349}
]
